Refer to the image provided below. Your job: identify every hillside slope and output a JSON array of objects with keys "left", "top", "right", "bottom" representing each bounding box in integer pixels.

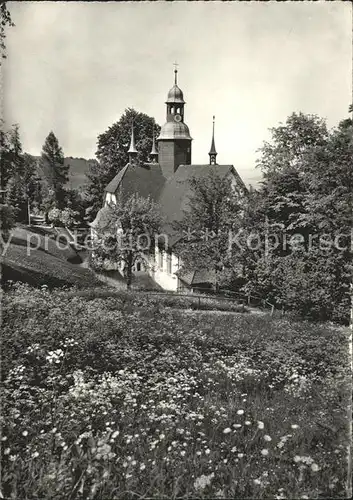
[
  {"left": 30, "top": 155, "right": 94, "bottom": 190},
  {"left": 1, "top": 226, "right": 101, "bottom": 289}
]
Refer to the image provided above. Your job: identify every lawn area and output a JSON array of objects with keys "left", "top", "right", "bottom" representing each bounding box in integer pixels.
[
  {"left": 1, "top": 225, "right": 101, "bottom": 289},
  {"left": 1, "top": 284, "right": 351, "bottom": 499},
  {"left": 9, "top": 225, "right": 80, "bottom": 263},
  {"left": 1, "top": 244, "right": 101, "bottom": 289}
]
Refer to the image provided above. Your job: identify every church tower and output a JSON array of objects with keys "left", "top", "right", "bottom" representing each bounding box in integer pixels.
[{"left": 157, "top": 68, "right": 192, "bottom": 178}]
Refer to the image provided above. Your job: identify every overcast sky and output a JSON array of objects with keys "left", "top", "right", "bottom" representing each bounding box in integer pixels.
[{"left": 3, "top": 1, "right": 352, "bottom": 185}]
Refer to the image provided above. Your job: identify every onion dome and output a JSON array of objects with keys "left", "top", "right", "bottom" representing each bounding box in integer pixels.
[
  {"left": 158, "top": 121, "right": 192, "bottom": 141},
  {"left": 166, "top": 69, "right": 185, "bottom": 104}
]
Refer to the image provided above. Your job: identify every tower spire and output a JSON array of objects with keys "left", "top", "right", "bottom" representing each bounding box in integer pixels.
[
  {"left": 150, "top": 126, "right": 158, "bottom": 163},
  {"left": 128, "top": 122, "right": 138, "bottom": 164},
  {"left": 209, "top": 115, "right": 217, "bottom": 165}
]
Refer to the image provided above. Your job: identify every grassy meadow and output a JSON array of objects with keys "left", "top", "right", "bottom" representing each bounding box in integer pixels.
[
  {"left": 1, "top": 226, "right": 101, "bottom": 289},
  {"left": 1, "top": 284, "right": 351, "bottom": 499}
]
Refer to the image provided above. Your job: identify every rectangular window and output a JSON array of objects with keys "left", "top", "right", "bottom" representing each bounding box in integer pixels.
[{"left": 167, "top": 252, "right": 172, "bottom": 274}]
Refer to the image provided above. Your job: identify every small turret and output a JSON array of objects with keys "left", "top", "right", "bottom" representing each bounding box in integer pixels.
[
  {"left": 209, "top": 115, "right": 217, "bottom": 165},
  {"left": 128, "top": 123, "right": 138, "bottom": 164},
  {"left": 150, "top": 128, "right": 158, "bottom": 163}
]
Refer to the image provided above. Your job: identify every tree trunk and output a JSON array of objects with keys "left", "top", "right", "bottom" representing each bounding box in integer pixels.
[
  {"left": 126, "top": 252, "right": 133, "bottom": 290},
  {"left": 215, "top": 267, "right": 219, "bottom": 293},
  {"left": 27, "top": 198, "right": 31, "bottom": 226}
]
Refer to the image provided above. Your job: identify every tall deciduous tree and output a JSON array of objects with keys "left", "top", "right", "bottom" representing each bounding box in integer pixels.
[
  {"left": 85, "top": 108, "right": 160, "bottom": 219},
  {"left": 244, "top": 112, "right": 352, "bottom": 323},
  {"left": 175, "top": 171, "right": 243, "bottom": 289},
  {"left": 40, "top": 131, "right": 69, "bottom": 208},
  {"left": 91, "top": 193, "right": 162, "bottom": 289}
]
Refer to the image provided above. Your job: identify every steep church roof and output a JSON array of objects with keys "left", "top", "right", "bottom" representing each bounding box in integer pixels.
[
  {"left": 102, "top": 162, "right": 245, "bottom": 248},
  {"left": 157, "top": 164, "right": 237, "bottom": 247},
  {"left": 158, "top": 164, "right": 234, "bottom": 224},
  {"left": 104, "top": 162, "right": 166, "bottom": 203}
]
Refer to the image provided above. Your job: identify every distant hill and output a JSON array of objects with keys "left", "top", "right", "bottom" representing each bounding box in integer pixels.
[
  {"left": 30, "top": 155, "right": 95, "bottom": 191},
  {"left": 64, "top": 157, "right": 93, "bottom": 190}
]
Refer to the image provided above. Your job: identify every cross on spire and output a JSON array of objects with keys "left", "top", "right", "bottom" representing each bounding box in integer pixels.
[{"left": 173, "top": 62, "right": 179, "bottom": 84}]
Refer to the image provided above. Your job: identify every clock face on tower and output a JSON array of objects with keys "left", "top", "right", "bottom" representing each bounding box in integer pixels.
[{"left": 174, "top": 114, "right": 182, "bottom": 122}]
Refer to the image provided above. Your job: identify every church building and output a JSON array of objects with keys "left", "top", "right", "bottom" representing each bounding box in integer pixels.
[{"left": 91, "top": 69, "right": 247, "bottom": 291}]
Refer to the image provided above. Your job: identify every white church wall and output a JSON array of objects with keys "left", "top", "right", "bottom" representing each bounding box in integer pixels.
[
  {"left": 148, "top": 243, "right": 179, "bottom": 291},
  {"left": 105, "top": 192, "right": 117, "bottom": 206},
  {"left": 105, "top": 192, "right": 111, "bottom": 205}
]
